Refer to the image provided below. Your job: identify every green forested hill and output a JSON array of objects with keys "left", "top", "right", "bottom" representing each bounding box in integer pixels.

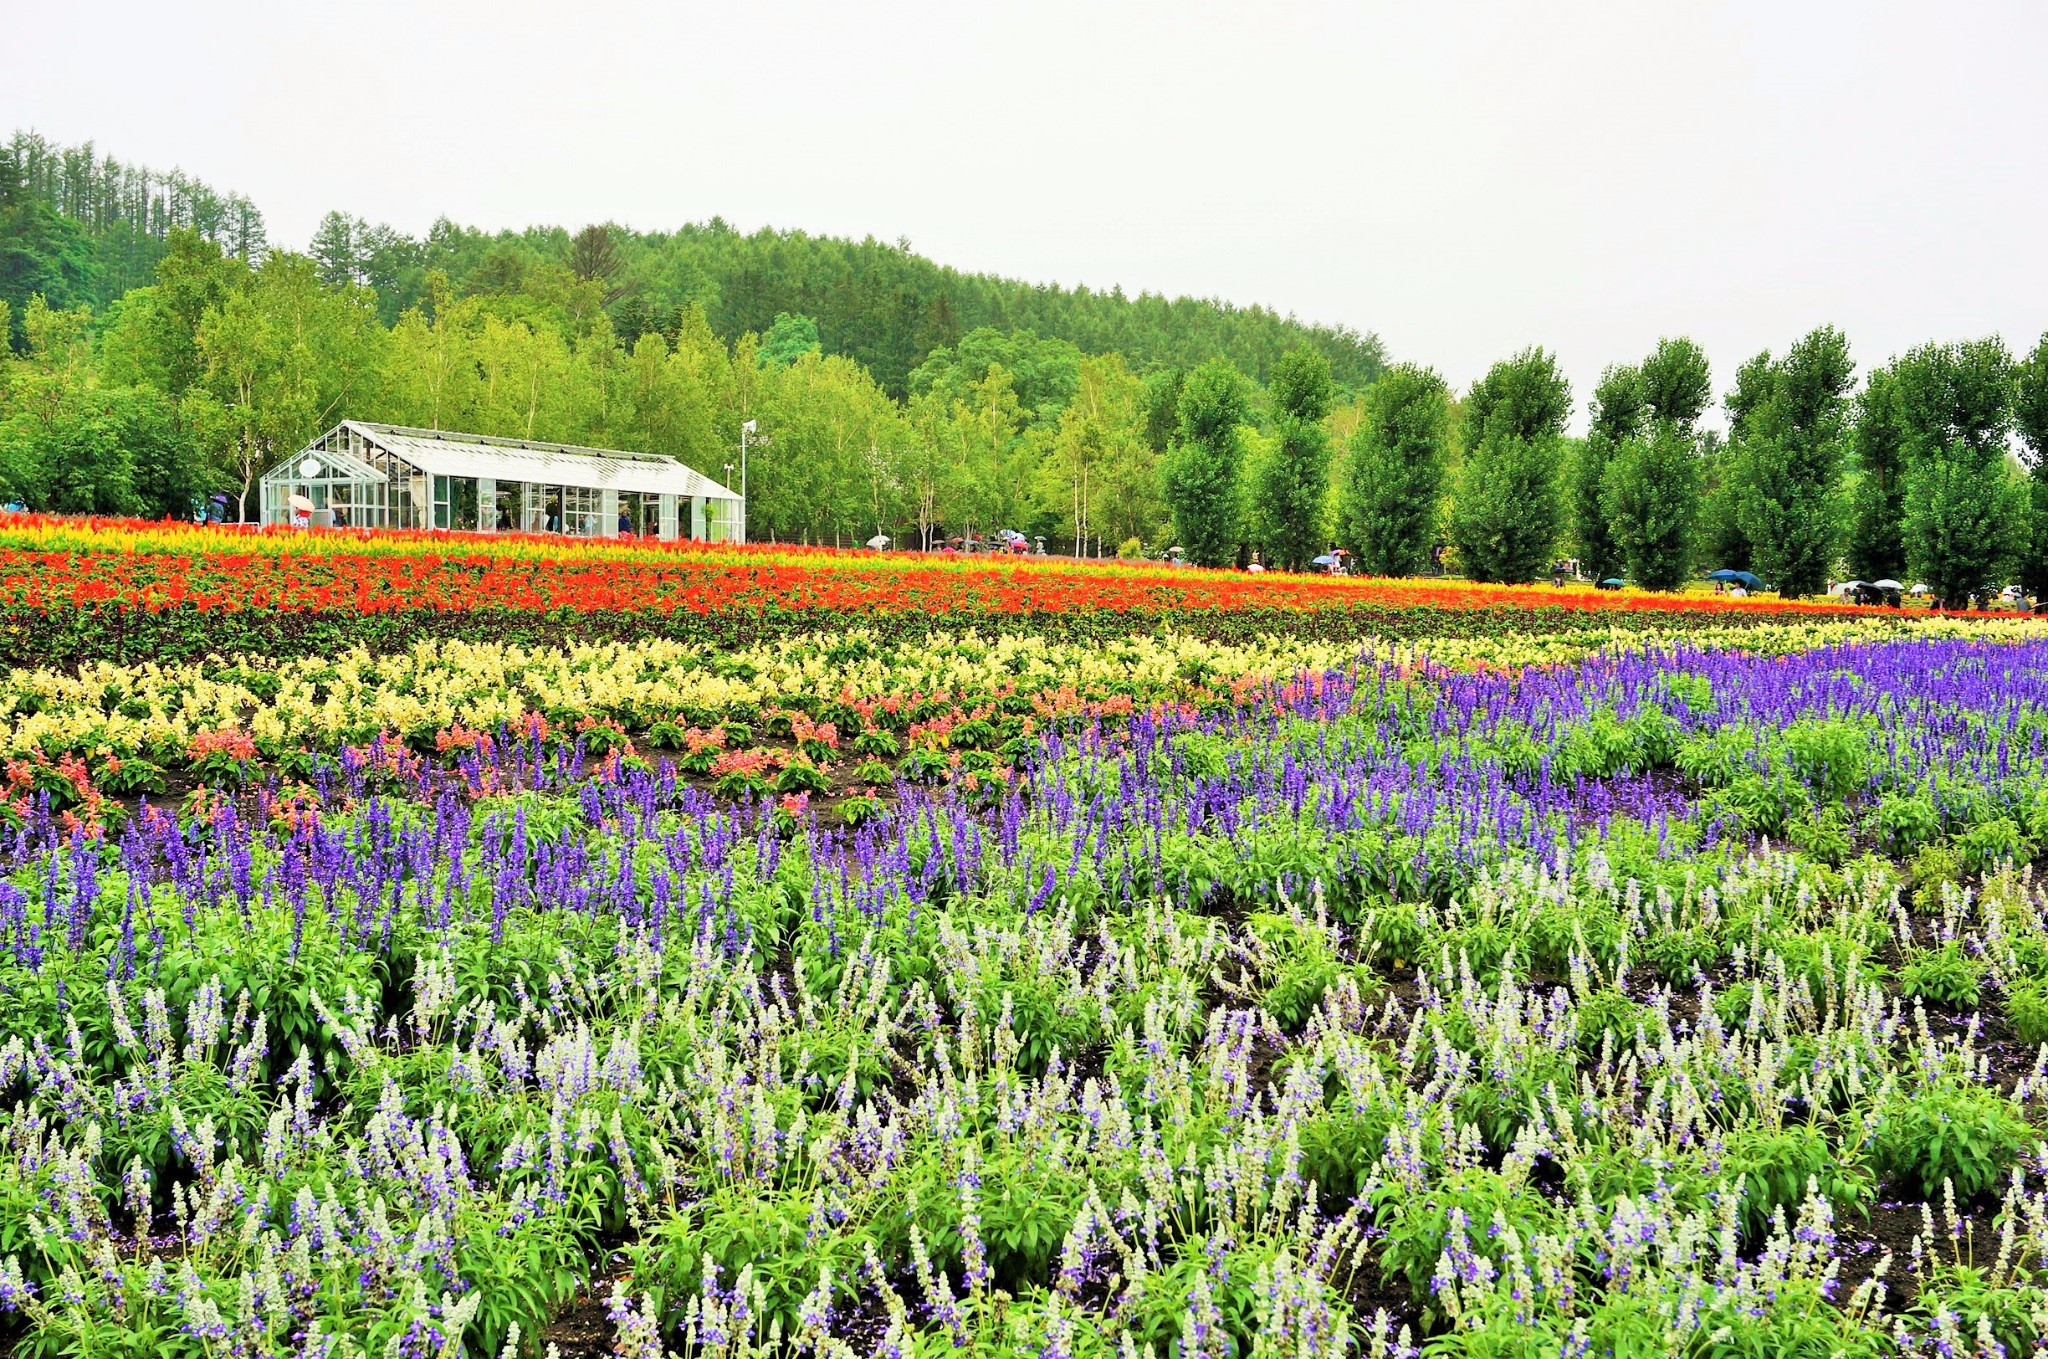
[
  {"left": 2, "top": 130, "right": 1383, "bottom": 395},
  {"left": 311, "top": 217, "right": 1384, "bottom": 397}
]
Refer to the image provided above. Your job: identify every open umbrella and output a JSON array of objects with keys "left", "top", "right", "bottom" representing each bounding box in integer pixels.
[
  {"left": 1312, "top": 554, "right": 1337, "bottom": 566},
  {"left": 1706, "top": 569, "right": 1744, "bottom": 583},
  {"left": 1871, "top": 579, "right": 1903, "bottom": 591},
  {"left": 1909, "top": 583, "right": 1930, "bottom": 595},
  {"left": 866, "top": 534, "right": 890, "bottom": 549},
  {"left": 288, "top": 494, "right": 315, "bottom": 514},
  {"left": 1597, "top": 578, "right": 1625, "bottom": 590}
]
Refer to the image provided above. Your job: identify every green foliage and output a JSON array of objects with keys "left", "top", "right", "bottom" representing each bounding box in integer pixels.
[
  {"left": 1163, "top": 359, "right": 1251, "bottom": 566},
  {"left": 1637, "top": 336, "right": 1713, "bottom": 429},
  {"left": 1902, "top": 442, "right": 2029, "bottom": 608},
  {"left": 1573, "top": 988, "right": 1646, "bottom": 1058},
  {"left": 1338, "top": 363, "right": 1451, "bottom": 577},
  {"left": 1723, "top": 1122, "right": 1871, "bottom": 1243},
  {"left": 1780, "top": 718, "right": 1872, "bottom": 803},
  {"left": 1448, "top": 347, "right": 1572, "bottom": 585},
  {"left": 0, "top": 372, "right": 168, "bottom": 513},
  {"left": 2016, "top": 331, "right": 2048, "bottom": 599},
  {"left": 1893, "top": 337, "right": 2025, "bottom": 606},
  {"left": 1848, "top": 363, "right": 1909, "bottom": 582},
  {"left": 1255, "top": 347, "right": 1335, "bottom": 570},
  {"left": 1448, "top": 428, "right": 1566, "bottom": 584},
  {"left": 1694, "top": 441, "right": 1751, "bottom": 574},
  {"left": 1910, "top": 841, "right": 1964, "bottom": 915},
  {"left": 1600, "top": 421, "right": 1700, "bottom": 590},
  {"left": 1874, "top": 789, "right": 1941, "bottom": 856},
  {"left": 1463, "top": 345, "right": 1572, "bottom": 446},
  {"left": 1371, "top": 1169, "right": 1558, "bottom": 1311},
  {"left": 754, "top": 310, "right": 821, "bottom": 367},
  {"left": 1785, "top": 804, "right": 1852, "bottom": 866},
  {"left": 1728, "top": 326, "right": 1855, "bottom": 598},
  {"left": 2006, "top": 977, "right": 2048, "bottom": 1045},
  {"left": 1957, "top": 816, "right": 2030, "bottom": 874},
  {"left": 1872, "top": 1080, "right": 2032, "bottom": 1201},
  {"left": 1571, "top": 362, "right": 1644, "bottom": 580},
  {"left": 1898, "top": 943, "right": 1984, "bottom": 1010}
]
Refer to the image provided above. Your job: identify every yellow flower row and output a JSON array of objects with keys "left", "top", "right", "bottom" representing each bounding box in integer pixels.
[{"left": 1, "top": 614, "right": 2038, "bottom": 762}]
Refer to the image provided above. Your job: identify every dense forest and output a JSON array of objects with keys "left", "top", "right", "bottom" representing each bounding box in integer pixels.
[{"left": 0, "top": 129, "right": 2044, "bottom": 601}]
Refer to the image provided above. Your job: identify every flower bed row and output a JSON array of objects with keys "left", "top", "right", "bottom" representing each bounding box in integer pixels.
[
  {"left": 4, "top": 617, "right": 2036, "bottom": 831},
  {"left": 0, "top": 516, "right": 1894, "bottom": 667}
]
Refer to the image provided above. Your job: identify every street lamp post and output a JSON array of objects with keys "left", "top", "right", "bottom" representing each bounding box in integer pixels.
[{"left": 738, "top": 420, "right": 756, "bottom": 545}]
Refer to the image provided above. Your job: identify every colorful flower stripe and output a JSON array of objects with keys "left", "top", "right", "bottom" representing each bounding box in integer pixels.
[{"left": 0, "top": 515, "right": 1875, "bottom": 618}]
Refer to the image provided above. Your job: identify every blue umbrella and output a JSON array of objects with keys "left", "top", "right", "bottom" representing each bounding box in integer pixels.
[
  {"left": 1312, "top": 554, "right": 1337, "bottom": 566},
  {"left": 1705, "top": 569, "right": 1743, "bottom": 582},
  {"left": 1597, "top": 578, "right": 1625, "bottom": 590}
]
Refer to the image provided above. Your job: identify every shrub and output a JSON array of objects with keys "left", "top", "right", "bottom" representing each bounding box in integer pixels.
[
  {"left": 1781, "top": 719, "right": 1873, "bottom": 803},
  {"left": 1899, "top": 943, "right": 1984, "bottom": 1010},
  {"left": 1874, "top": 789, "right": 1942, "bottom": 855},
  {"left": 1958, "top": 816, "right": 2032, "bottom": 874},
  {"left": 1786, "top": 805, "right": 1852, "bottom": 866},
  {"left": 1574, "top": 988, "right": 1647, "bottom": 1058},
  {"left": 2005, "top": 977, "right": 2048, "bottom": 1045},
  {"left": 1910, "top": 841, "right": 1963, "bottom": 915},
  {"left": 1873, "top": 1081, "right": 2033, "bottom": 1201},
  {"left": 1724, "top": 1122, "right": 1872, "bottom": 1243}
]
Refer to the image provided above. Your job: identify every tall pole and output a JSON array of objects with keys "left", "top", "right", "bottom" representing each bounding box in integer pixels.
[{"left": 739, "top": 419, "right": 755, "bottom": 544}]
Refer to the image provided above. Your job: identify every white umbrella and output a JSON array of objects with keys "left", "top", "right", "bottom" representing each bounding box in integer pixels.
[
  {"left": 866, "top": 534, "right": 890, "bottom": 549},
  {"left": 288, "top": 494, "right": 315, "bottom": 514},
  {"left": 1870, "top": 579, "right": 1904, "bottom": 591}
]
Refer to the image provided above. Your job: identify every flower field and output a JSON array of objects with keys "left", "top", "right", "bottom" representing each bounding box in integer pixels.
[
  {"left": 0, "top": 517, "right": 1888, "bottom": 666},
  {"left": 0, "top": 530, "right": 2046, "bottom": 1357}
]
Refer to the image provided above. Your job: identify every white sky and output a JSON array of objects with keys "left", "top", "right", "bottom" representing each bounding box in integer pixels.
[{"left": 7, "top": 0, "right": 2045, "bottom": 428}]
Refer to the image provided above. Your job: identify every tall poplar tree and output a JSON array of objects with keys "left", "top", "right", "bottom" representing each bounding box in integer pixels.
[
  {"left": 1164, "top": 359, "right": 1251, "bottom": 567},
  {"left": 1447, "top": 348, "right": 1570, "bottom": 583},
  {"left": 1728, "top": 326, "right": 1853, "bottom": 597},
  {"left": 1847, "top": 364, "right": 1908, "bottom": 581},
  {"left": 1336, "top": 363, "right": 1450, "bottom": 576},
  {"left": 1599, "top": 337, "right": 1710, "bottom": 589},
  {"left": 1896, "top": 338, "right": 2023, "bottom": 606},
  {"left": 1255, "top": 347, "right": 1335, "bottom": 570}
]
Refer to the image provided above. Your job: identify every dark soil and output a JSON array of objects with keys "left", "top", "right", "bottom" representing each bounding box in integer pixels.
[{"left": 541, "top": 1254, "right": 627, "bottom": 1359}]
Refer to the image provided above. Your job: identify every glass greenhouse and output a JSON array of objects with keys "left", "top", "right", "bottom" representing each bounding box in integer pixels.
[{"left": 260, "top": 422, "right": 745, "bottom": 541}]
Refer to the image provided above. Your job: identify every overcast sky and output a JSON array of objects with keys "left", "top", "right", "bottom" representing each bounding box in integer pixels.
[{"left": 8, "top": 0, "right": 2045, "bottom": 427}]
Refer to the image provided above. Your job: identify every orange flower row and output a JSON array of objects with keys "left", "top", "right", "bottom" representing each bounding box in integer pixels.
[{"left": 0, "top": 515, "right": 1867, "bottom": 619}]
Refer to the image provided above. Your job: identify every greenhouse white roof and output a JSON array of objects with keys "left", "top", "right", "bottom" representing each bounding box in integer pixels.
[{"left": 331, "top": 421, "right": 741, "bottom": 500}]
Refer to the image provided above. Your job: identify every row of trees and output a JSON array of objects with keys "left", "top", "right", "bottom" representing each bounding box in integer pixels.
[
  {"left": 1282, "top": 331, "right": 2046, "bottom": 606},
  {"left": 1032, "top": 323, "right": 2046, "bottom": 609}
]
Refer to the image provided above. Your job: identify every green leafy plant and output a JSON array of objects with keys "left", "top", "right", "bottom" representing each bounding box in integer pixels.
[
  {"left": 1874, "top": 789, "right": 1941, "bottom": 855},
  {"left": 1723, "top": 1122, "right": 1871, "bottom": 1242},
  {"left": 847, "top": 728, "right": 897, "bottom": 757},
  {"left": 2004, "top": 977, "right": 2048, "bottom": 1045},
  {"left": 1873, "top": 1081, "right": 2033, "bottom": 1200},
  {"left": 1899, "top": 943, "right": 1984, "bottom": 1010}
]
